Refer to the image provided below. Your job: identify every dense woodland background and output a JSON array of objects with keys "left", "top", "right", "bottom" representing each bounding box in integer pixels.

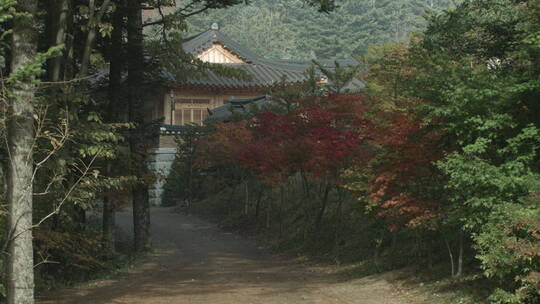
[
  {"left": 184, "top": 0, "right": 458, "bottom": 59},
  {"left": 1, "top": 0, "right": 540, "bottom": 304}
]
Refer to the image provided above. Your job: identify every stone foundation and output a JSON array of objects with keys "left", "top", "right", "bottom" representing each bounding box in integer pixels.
[{"left": 147, "top": 147, "right": 177, "bottom": 206}]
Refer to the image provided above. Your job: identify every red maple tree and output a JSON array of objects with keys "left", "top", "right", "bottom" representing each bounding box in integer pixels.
[{"left": 367, "top": 112, "right": 443, "bottom": 230}]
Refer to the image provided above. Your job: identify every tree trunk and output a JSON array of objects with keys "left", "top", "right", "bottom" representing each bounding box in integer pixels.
[
  {"left": 314, "top": 183, "right": 331, "bottom": 241},
  {"left": 427, "top": 236, "right": 434, "bottom": 270},
  {"left": 127, "top": 0, "right": 150, "bottom": 253},
  {"left": 80, "top": 0, "right": 112, "bottom": 77},
  {"left": 7, "top": 1, "right": 38, "bottom": 303},
  {"left": 63, "top": 0, "right": 75, "bottom": 80},
  {"left": 279, "top": 184, "right": 284, "bottom": 238},
  {"left": 266, "top": 200, "right": 271, "bottom": 229},
  {"left": 75, "top": 205, "right": 86, "bottom": 226},
  {"left": 444, "top": 230, "right": 464, "bottom": 278},
  {"left": 374, "top": 231, "right": 384, "bottom": 266},
  {"left": 49, "top": 0, "right": 68, "bottom": 82},
  {"left": 391, "top": 231, "right": 398, "bottom": 252},
  {"left": 244, "top": 180, "right": 249, "bottom": 216},
  {"left": 108, "top": 1, "right": 124, "bottom": 119},
  {"left": 79, "top": 0, "right": 96, "bottom": 77},
  {"left": 102, "top": 1, "right": 125, "bottom": 252},
  {"left": 254, "top": 187, "right": 263, "bottom": 220},
  {"left": 444, "top": 235, "right": 455, "bottom": 277},
  {"left": 132, "top": 184, "right": 150, "bottom": 252},
  {"left": 102, "top": 195, "right": 116, "bottom": 250},
  {"left": 300, "top": 170, "right": 310, "bottom": 198},
  {"left": 102, "top": 163, "right": 115, "bottom": 251},
  {"left": 456, "top": 230, "right": 464, "bottom": 277},
  {"left": 300, "top": 171, "right": 311, "bottom": 242},
  {"left": 333, "top": 186, "right": 344, "bottom": 264},
  {"left": 227, "top": 185, "right": 237, "bottom": 216}
]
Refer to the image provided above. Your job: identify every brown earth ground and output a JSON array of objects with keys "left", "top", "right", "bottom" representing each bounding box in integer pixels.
[{"left": 37, "top": 207, "right": 426, "bottom": 304}]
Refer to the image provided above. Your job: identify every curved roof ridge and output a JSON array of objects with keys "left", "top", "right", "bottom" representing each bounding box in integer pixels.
[
  {"left": 183, "top": 28, "right": 262, "bottom": 63},
  {"left": 212, "top": 30, "right": 261, "bottom": 62},
  {"left": 182, "top": 29, "right": 211, "bottom": 43},
  {"left": 177, "top": 26, "right": 364, "bottom": 89},
  {"left": 182, "top": 27, "right": 360, "bottom": 71}
]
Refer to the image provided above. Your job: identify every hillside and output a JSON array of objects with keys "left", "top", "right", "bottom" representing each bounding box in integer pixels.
[{"left": 184, "top": 0, "right": 458, "bottom": 60}]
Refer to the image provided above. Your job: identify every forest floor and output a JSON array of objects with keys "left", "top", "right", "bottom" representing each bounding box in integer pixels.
[{"left": 37, "top": 207, "right": 427, "bottom": 304}]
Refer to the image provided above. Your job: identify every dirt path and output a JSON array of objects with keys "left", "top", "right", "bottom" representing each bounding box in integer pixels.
[{"left": 38, "top": 207, "right": 423, "bottom": 304}]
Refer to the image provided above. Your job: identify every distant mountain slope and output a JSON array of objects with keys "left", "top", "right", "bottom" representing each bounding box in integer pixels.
[{"left": 183, "top": 0, "right": 458, "bottom": 60}]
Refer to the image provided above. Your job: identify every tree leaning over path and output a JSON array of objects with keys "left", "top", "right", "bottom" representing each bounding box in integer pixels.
[{"left": 6, "top": 0, "right": 38, "bottom": 303}]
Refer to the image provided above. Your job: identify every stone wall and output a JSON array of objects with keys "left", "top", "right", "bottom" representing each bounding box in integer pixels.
[{"left": 147, "top": 147, "right": 177, "bottom": 206}]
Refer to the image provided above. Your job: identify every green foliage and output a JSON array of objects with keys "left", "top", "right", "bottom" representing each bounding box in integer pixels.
[
  {"left": 0, "top": 0, "right": 138, "bottom": 298},
  {"left": 186, "top": 0, "right": 459, "bottom": 59},
  {"left": 162, "top": 126, "right": 209, "bottom": 207},
  {"left": 378, "top": 0, "right": 540, "bottom": 300},
  {"left": 0, "top": 0, "right": 15, "bottom": 69},
  {"left": 33, "top": 217, "right": 132, "bottom": 291},
  {"left": 182, "top": 1, "right": 540, "bottom": 302},
  {"left": 2, "top": 0, "right": 540, "bottom": 302},
  {"left": 194, "top": 167, "right": 359, "bottom": 253},
  {"left": 473, "top": 196, "right": 540, "bottom": 304},
  {"left": 435, "top": 152, "right": 533, "bottom": 230},
  {"left": 6, "top": 46, "right": 63, "bottom": 84}
]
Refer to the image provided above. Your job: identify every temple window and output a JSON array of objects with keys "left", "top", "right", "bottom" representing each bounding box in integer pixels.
[{"left": 172, "top": 99, "right": 210, "bottom": 125}]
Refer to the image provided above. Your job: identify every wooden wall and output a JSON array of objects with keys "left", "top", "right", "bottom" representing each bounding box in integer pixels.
[
  {"left": 197, "top": 44, "right": 245, "bottom": 64},
  {"left": 162, "top": 87, "right": 262, "bottom": 126},
  {"left": 156, "top": 86, "right": 262, "bottom": 149}
]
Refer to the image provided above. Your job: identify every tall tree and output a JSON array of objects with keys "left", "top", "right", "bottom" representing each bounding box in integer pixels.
[
  {"left": 80, "top": 0, "right": 113, "bottom": 77},
  {"left": 127, "top": 0, "right": 151, "bottom": 252},
  {"left": 7, "top": 0, "right": 38, "bottom": 303},
  {"left": 102, "top": 0, "right": 126, "bottom": 251},
  {"left": 47, "top": 0, "right": 68, "bottom": 82}
]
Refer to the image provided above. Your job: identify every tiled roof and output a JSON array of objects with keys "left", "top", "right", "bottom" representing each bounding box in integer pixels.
[
  {"left": 207, "top": 95, "right": 273, "bottom": 121},
  {"left": 172, "top": 27, "right": 363, "bottom": 89},
  {"left": 183, "top": 28, "right": 261, "bottom": 63}
]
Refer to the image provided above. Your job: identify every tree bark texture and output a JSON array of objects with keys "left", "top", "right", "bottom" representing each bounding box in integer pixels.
[
  {"left": 314, "top": 183, "right": 331, "bottom": 239},
  {"left": 254, "top": 187, "right": 263, "bottom": 220},
  {"left": 102, "top": 193, "right": 116, "bottom": 250},
  {"left": 244, "top": 181, "right": 249, "bottom": 215},
  {"left": 80, "top": 0, "right": 112, "bottom": 77},
  {"left": 456, "top": 230, "right": 464, "bottom": 277},
  {"left": 63, "top": 0, "right": 75, "bottom": 80},
  {"left": 444, "top": 235, "right": 455, "bottom": 277},
  {"left": 7, "top": 1, "right": 38, "bottom": 303},
  {"left": 108, "top": 1, "right": 124, "bottom": 118},
  {"left": 48, "top": 0, "right": 68, "bottom": 82},
  {"left": 127, "top": 0, "right": 150, "bottom": 252},
  {"left": 279, "top": 185, "right": 285, "bottom": 238},
  {"left": 102, "top": 2, "right": 125, "bottom": 251},
  {"left": 333, "top": 187, "right": 344, "bottom": 263}
]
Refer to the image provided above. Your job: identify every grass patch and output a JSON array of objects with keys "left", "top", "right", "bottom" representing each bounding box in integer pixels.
[{"left": 388, "top": 263, "right": 496, "bottom": 304}]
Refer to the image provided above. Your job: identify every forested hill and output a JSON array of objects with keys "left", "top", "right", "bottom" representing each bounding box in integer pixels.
[{"left": 185, "top": 0, "right": 458, "bottom": 60}]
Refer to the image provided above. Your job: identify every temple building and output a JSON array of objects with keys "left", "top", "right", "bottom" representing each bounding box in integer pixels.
[{"left": 147, "top": 23, "right": 363, "bottom": 205}]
